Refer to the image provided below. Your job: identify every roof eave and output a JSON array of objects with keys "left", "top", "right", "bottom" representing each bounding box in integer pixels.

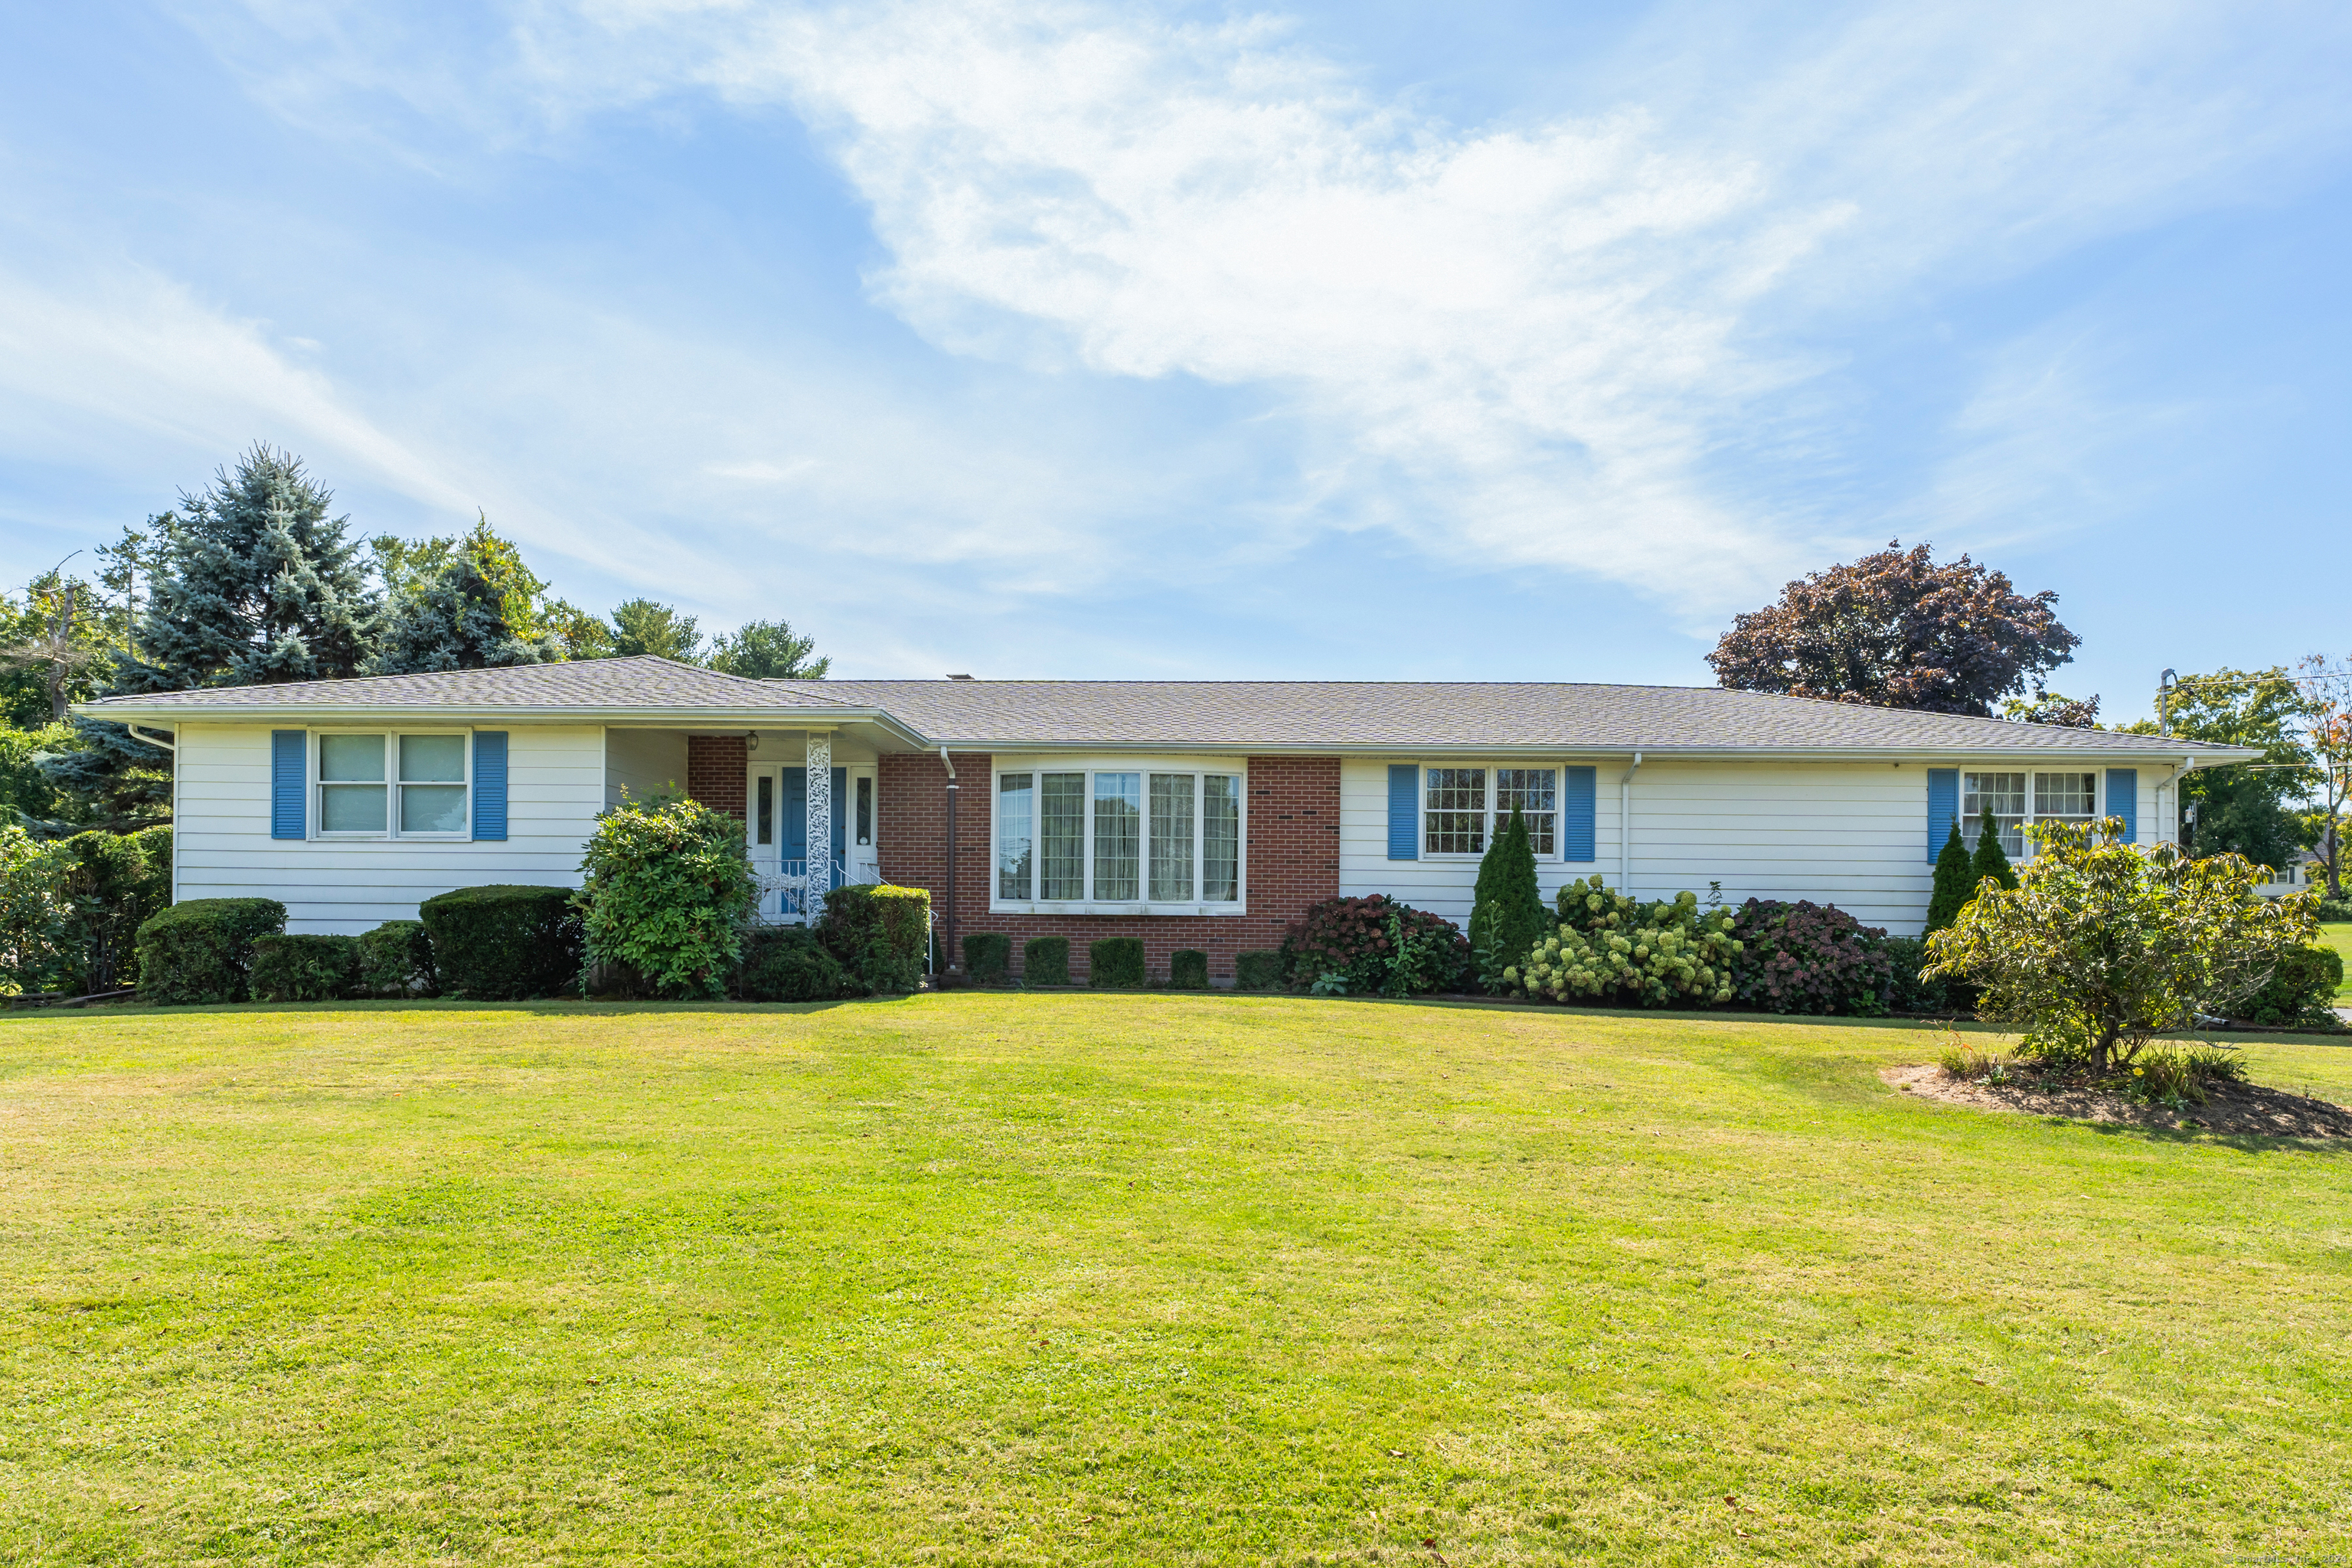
[{"left": 71, "top": 702, "right": 935, "bottom": 750}]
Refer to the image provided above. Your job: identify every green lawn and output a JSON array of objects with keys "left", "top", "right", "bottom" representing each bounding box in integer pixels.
[
  {"left": 5, "top": 997, "right": 2350, "bottom": 1566},
  {"left": 2322, "top": 922, "right": 2352, "bottom": 1000}
]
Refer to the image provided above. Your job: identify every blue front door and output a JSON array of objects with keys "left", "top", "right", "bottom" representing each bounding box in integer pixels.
[{"left": 779, "top": 767, "right": 847, "bottom": 866}]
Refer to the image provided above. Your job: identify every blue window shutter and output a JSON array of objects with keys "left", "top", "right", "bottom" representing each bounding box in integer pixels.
[
  {"left": 2105, "top": 769, "right": 2138, "bottom": 843},
  {"left": 1561, "top": 766, "right": 1597, "bottom": 861},
  {"left": 472, "top": 731, "right": 508, "bottom": 841},
  {"left": 270, "top": 730, "right": 305, "bottom": 840},
  {"left": 1927, "top": 769, "right": 1958, "bottom": 863},
  {"left": 1387, "top": 764, "right": 1419, "bottom": 860}
]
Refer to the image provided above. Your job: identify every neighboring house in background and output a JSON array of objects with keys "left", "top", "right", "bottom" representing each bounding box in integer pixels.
[{"left": 77, "top": 658, "right": 2259, "bottom": 981}]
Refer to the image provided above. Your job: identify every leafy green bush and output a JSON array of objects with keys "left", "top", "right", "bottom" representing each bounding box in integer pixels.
[
  {"left": 816, "top": 884, "right": 929, "bottom": 995},
  {"left": 1023, "top": 936, "right": 1070, "bottom": 986},
  {"left": 1235, "top": 950, "right": 1282, "bottom": 991},
  {"left": 1089, "top": 936, "right": 1145, "bottom": 988},
  {"left": 1468, "top": 808, "right": 1547, "bottom": 991},
  {"left": 1168, "top": 949, "right": 1209, "bottom": 989},
  {"left": 0, "top": 823, "right": 78, "bottom": 995},
  {"left": 1511, "top": 878, "right": 1736, "bottom": 1008},
  {"left": 2314, "top": 895, "right": 2352, "bottom": 922},
  {"left": 2236, "top": 943, "right": 2344, "bottom": 1028},
  {"left": 1880, "top": 934, "right": 1967, "bottom": 1014},
  {"left": 250, "top": 933, "right": 359, "bottom": 1002},
  {"left": 136, "top": 897, "right": 286, "bottom": 1004},
  {"left": 357, "top": 920, "right": 437, "bottom": 998},
  {"left": 2127, "top": 1041, "right": 2250, "bottom": 1105},
  {"left": 578, "top": 795, "right": 759, "bottom": 999},
  {"left": 419, "top": 885, "right": 583, "bottom": 1000},
  {"left": 737, "top": 928, "right": 851, "bottom": 1001},
  {"left": 1727, "top": 899, "right": 1893, "bottom": 1015},
  {"left": 963, "top": 932, "right": 1011, "bottom": 985},
  {"left": 60, "top": 827, "right": 172, "bottom": 992},
  {"left": 1927, "top": 820, "right": 2317, "bottom": 1074},
  {"left": 1280, "top": 894, "right": 1468, "bottom": 995}
]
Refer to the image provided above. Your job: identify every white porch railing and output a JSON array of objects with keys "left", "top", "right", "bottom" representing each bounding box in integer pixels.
[{"left": 752, "top": 859, "right": 877, "bottom": 925}]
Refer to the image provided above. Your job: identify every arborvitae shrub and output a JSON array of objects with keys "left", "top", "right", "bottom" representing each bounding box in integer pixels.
[
  {"left": 1089, "top": 936, "right": 1145, "bottom": 988},
  {"left": 357, "top": 920, "right": 437, "bottom": 998},
  {"left": 136, "top": 898, "right": 286, "bottom": 1004},
  {"left": 1234, "top": 950, "right": 1283, "bottom": 991},
  {"left": 737, "top": 928, "right": 851, "bottom": 1001},
  {"left": 1468, "top": 807, "right": 1547, "bottom": 991},
  {"left": 816, "top": 884, "right": 930, "bottom": 995},
  {"left": 1023, "top": 936, "right": 1070, "bottom": 986},
  {"left": 1972, "top": 809, "right": 2018, "bottom": 892},
  {"left": 963, "top": 932, "right": 1012, "bottom": 985},
  {"left": 1169, "top": 949, "right": 1209, "bottom": 989},
  {"left": 419, "top": 885, "right": 583, "bottom": 999},
  {"left": 250, "top": 933, "right": 360, "bottom": 1002},
  {"left": 1925, "top": 822, "right": 1974, "bottom": 933}
]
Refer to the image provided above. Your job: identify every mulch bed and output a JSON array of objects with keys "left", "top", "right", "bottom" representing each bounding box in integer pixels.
[{"left": 1883, "top": 1064, "right": 2352, "bottom": 1139}]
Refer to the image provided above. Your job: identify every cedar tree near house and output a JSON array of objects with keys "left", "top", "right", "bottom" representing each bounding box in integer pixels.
[{"left": 80, "top": 658, "right": 2257, "bottom": 982}]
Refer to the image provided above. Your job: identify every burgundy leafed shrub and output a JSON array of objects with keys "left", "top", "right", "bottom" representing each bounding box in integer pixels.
[
  {"left": 1279, "top": 893, "right": 1469, "bottom": 995},
  {"left": 1727, "top": 898, "right": 1893, "bottom": 1015}
]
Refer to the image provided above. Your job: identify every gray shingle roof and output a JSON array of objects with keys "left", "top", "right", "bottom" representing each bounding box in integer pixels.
[
  {"left": 80, "top": 656, "right": 837, "bottom": 713},
  {"left": 778, "top": 679, "right": 2246, "bottom": 756},
  {"left": 78, "top": 662, "right": 2246, "bottom": 758}
]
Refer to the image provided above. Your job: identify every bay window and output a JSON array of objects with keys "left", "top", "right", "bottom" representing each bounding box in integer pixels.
[
  {"left": 316, "top": 732, "right": 472, "bottom": 838},
  {"left": 995, "top": 763, "right": 1246, "bottom": 910},
  {"left": 1424, "top": 766, "right": 1560, "bottom": 857}
]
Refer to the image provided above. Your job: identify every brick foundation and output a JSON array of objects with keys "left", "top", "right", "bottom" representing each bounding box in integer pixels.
[
  {"left": 685, "top": 735, "right": 748, "bottom": 822},
  {"left": 876, "top": 752, "right": 1340, "bottom": 982}
]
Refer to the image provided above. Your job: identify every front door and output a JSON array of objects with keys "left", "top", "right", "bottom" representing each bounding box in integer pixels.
[{"left": 779, "top": 766, "right": 848, "bottom": 880}]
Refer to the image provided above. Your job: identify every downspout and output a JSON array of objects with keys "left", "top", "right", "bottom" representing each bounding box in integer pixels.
[
  {"left": 1618, "top": 752, "right": 1643, "bottom": 891},
  {"left": 939, "top": 746, "right": 959, "bottom": 975},
  {"left": 2161, "top": 755, "right": 2196, "bottom": 850},
  {"left": 122, "top": 724, "right": 176, "bottom": 752}
]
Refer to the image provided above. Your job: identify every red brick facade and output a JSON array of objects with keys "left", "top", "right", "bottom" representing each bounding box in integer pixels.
[
  {"left": 684, "top": 735, "right": 748, "bottom": 822},
  {"left": 876, "top": 751, "right": 1340, "bottom": 982}
]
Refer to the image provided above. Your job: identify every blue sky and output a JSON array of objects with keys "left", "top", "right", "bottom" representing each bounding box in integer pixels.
[{"left": 2, "top": 1, "right": 2347, "bottom": 718}]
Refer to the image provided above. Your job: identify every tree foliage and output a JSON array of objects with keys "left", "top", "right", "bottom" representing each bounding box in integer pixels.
[
  {"left": 2002, "top": 691, "right": 2101, "bottom": 728},
  {"left": 708, "top": 619, "right": 829, "bottom": 680},
  {"left": 1926, "top": 818, "right": 2317, "bottom": 1075},
  {"left": 369, "top": 554, "right": 557, "bottom": 675},
  {"left": 1467, "top": 805, "right": 1546, "bottom": 991},
  {"left": 2122, "top": 666, "right": 2315, "bottom": 869},
  {"left": 1708, "top": 541, "right": 2079, "bottom": 716},
  {"left": 609, "top": 599, "right": 704, "bottom": 662},
  {"left": 2297, "top": 653, "right": 2350, "bottom": 897}
]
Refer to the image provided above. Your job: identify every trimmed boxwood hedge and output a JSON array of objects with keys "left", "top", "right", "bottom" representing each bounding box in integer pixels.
[
  {"left": 963, "top": 932, "right": 1012, "bottom": 985},
  {"left": 737, "top": 928, "right": 851, "bottom": 1001},
  {"left": 357, "top": 920, "right": 438, "bottom": 998},
  {"left": 419, "top": 884, "right": 583, "bottom": 999},
  {"left": 250, "top": 933, "right": 360, "bottom": 1003},
  {"left": 1168, "top": 949, "right": 1209, "bottom": 989},
  {"left": 136, "top": 897, "right": 286, "bottom": 1005},
  {"left": 1235, "top": 950, "right": 1283, "bottom": 991},
  {"left": 815, "top": 884, "right": 930, "bottom": 995},
  {"left": 1089, "top": 936, "right": 1145, "bottom": 988},
  {"left": 1023, "top": 936, "right": 1070, "bottom": 987}
]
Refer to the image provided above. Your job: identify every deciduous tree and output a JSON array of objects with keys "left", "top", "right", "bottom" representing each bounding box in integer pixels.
[{"left": 708, "top": 619, "right": 829, "bottom": 680}]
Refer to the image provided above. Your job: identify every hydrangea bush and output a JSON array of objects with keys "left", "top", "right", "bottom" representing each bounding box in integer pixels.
[
  {"left": 1507, "top": 877, "right": 1737, "bottom": 1007},
  {"left": 1727, "top": 898, "right": 1895, "bottom": 1015},
  {"left": 1279, "top": 893, "right": 1469, "bottom": 995}
]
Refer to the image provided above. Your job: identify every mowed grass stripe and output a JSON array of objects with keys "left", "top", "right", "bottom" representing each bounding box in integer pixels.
[{"left": 2, "top": 995, "right": 2348, "bottom": 1565}]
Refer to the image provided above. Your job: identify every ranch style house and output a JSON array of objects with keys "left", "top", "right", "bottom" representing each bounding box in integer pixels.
[{"left": 78, "top": 657, "right": 2257, "bottom": 982}]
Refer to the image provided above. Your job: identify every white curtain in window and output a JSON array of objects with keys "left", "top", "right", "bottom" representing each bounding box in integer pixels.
[
  {"left": 1148, "top": 773, "right": 1194, "bottom": 900},
  {"left": 998, "top": 773, "right": 1033, "bottom": 899},
  {"left": 1203, "top": 775, "right": 1240, "bottom": 901},
  {"left": 1040, "top": 773, "right": 1085, "bottom": 899},
  {"left": 1093, "top": 773, "right": 1142, "bottom": 900}
]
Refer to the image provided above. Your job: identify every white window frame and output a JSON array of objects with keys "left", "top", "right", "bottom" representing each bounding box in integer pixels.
[
  {"left": 1422, "top": 765, "right": 1559, "bottom": 859},
  {"left": 1961, "top": 768, "right": 2100, "bottom": 859},
  {"left": 311, "top": 729, "right": 474, "bottom": 842},
  {"left": 990, "top": 756, "right": 1249, "bottom": 916}
]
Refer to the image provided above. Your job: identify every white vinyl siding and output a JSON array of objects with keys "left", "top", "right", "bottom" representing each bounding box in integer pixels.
[
  {"left": 175, "top": 721, "right": 603, "bottom": 935},
  {"left": 603, "top": 727, "right": 686, "bottom": 809}
]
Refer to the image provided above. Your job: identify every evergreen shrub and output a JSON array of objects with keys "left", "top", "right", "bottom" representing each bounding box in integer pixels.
[
  {"left": 963, "top": 932, "right": 1012, "bottom": 985},
  {"left": 1728, "top": 898, "right": 1893, "bottom": 1014},
  {"left": 1512, "top": 878, "right": 1736, "bottom": 1008},
  {"left": 1023, "top": 936, "right": 1070, "bottom": 986},
  {"left": 816, "top": 884, "right": 929, "bottom": 995},
  {"left": 1089, "top": 936, "right": 1145, "bottom": 988},
  {"left": 737, "top": 928, "right": 851, "bottom": 1002},
  {"left": 1280, "top": 893, "right": 1469, "bottom": 995},
  {"left": 250, "top": 933, "right": 359, "bottom": 1002},
  {"left": 1878, "top": 934, "right": 1963, "bottom": 1014},
  {"left": 1971, "top": 809, "right": 2018, "bottom": 892},
  {"left": 1925, "top": 822, "right": 1974, "bottom": 933},
  {"left": 419, "top": 885, "right": 582, "bottom": 1000},
  {"left": 136, "top": 897, "right": 286, "bottom": 1004},
  {"left": 1468, "top": 807, "right": 1547, "bottom": 991},
  {"left": 1168, "top": 949, "right": 1209, "bottom": 989},
  {"left": 2236, "top": 943, "right": 2344, "bottom": 1029},
  {"left": 357, "top": 920, "right": 437, "bottom": 998},
  {"left": 60, "top": 827, "right": 172, "bottom": 992},
  {"left": 578, "top": 795, "right": 758, "bottom": 999},
  {"left": 1234, "top": 950, "right": 1283, "bottom": 991}
]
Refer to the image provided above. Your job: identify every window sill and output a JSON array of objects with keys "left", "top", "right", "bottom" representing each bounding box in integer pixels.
[{"left": 991, "top": 901, "right": 1248, "bottom": 917}]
